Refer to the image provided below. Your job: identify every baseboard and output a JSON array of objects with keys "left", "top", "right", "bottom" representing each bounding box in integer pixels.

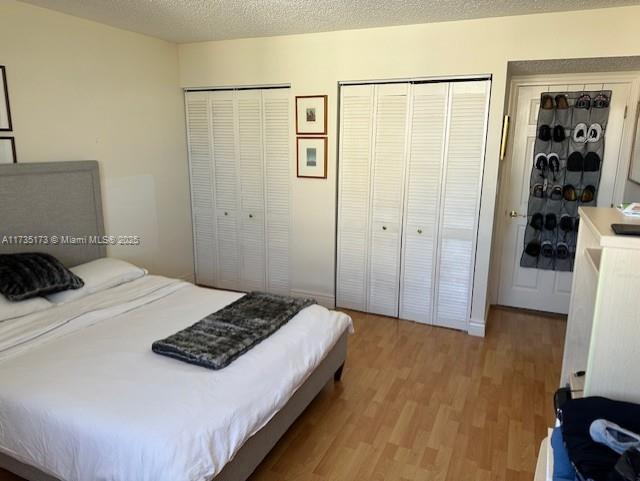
[
  {"left": 468, "top": 318, "right": 486, "bottom": 338},
  {"left": 177, "top": 272, "right": 196, "bottom": 283},
  {"left": 290, "top": 289, "right": 336, "bottom": 309}
]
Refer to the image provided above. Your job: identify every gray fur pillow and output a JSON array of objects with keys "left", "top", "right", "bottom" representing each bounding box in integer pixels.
[{"left": 0, "top": 253, "right": 84, "bottom": 301}]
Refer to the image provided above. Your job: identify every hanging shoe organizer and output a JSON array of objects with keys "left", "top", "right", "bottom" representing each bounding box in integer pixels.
[{"left": 520, "top": 90, "right": 612, "bottom": 272}]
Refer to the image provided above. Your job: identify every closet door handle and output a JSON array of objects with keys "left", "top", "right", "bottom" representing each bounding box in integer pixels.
[
  {"left": 249, "top": 214, "right": 253, "bottom": 218},
  {"left": 224, "top": 211, "right": 228, "bottom": 216},
  {"left": 417, "top": 228, "right": 423, "bottom": 234},
  {"left": 382, "top": 226, "right": 387, "bottom": 231}
]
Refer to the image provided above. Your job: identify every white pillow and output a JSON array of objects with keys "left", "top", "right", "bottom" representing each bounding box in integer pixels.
[
  {"left": 0, "top": 295, "right": 52, "bottom": 322},
  {"left": 46, "top": 258, "right": 147, "bottom": 304}
]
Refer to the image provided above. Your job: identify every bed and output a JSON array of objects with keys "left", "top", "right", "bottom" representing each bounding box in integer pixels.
[{"left": 0, "top": 161, "right": 352, "bottom": 481}]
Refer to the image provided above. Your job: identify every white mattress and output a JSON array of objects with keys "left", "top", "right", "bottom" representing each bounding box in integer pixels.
[{"left": 0, "top": 276, "right": 352, "bottom": 481}]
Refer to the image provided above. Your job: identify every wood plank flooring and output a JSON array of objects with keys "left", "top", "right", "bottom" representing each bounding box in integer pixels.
[
  {"left": 0, "top": 306, "right": 565, "bottom": 481},
  {"left": 248, "top": 307, "right": 565, "bottom": 481}
]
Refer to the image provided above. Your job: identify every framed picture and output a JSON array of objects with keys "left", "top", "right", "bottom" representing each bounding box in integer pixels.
[
  {"left": 0, "top": 66, "right": 12, "bottom": 131},
  {"left": 0, "top": 137, "right": 16, "bottom": 163},
  {"left": 297, "top": 137, "right": 327, "bottom": 179},
  {"left": 296, "top": 95, "right": 327, "bottom": 135}
]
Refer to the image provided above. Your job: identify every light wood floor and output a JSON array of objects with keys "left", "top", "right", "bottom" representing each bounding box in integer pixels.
[
  {"left": 249, "top": 307, "right": 565, "bottom": 481},
  {"left": 0, "top": 307, "right": 565, "bottom": 481}
]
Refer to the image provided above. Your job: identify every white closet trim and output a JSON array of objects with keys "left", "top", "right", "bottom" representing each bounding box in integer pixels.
[
  {"left": 339, "top": 74, "right": 491, "bottom": 86},
  {"left": 184, "top": 84, "right": 291, "bottom": 92}
]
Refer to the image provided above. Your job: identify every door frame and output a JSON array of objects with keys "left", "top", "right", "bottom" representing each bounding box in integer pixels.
[{"left": 490, "top": 71, "right": 640, "bottom": 309}]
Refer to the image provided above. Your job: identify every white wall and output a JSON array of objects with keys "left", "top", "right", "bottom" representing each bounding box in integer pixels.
[
  {"left": 179, "top": 6, "right": 640, "bottom": 330},
  {"left": 625, "top": 181, "right": 640, "bottom": 202},
  {"left": 0, "top": 0, "right": 193, "bottom": 279}
]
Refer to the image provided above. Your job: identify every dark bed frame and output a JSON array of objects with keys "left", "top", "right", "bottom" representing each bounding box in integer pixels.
[{"left": 0, "top": 161, "right": 348, "bottom": 481}]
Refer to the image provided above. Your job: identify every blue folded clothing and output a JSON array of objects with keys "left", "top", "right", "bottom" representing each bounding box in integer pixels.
[
  {"left": 560, "top": 397, "right": 640, "bottom": 481},
  {"left": 551, "top": 426, "right": 577, "bottom": 481}
]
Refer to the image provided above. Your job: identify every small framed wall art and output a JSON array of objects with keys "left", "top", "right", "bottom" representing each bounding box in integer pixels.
[
  {"left": 296, "top": 95, "right": 327, "bottom": 135},
  {"left": 0, "top": 66, "right": 12, "bottom": 131},
  {"left": 0, "top": 137, "right": 16, "bottom": 163},
  {"left": 297, "top": 136, "right": 327, "bottom": 179}
]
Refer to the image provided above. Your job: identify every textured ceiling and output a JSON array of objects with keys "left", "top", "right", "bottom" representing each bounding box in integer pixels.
[{"left": 17, "top": 0, "right": 640, "bottom": 43}]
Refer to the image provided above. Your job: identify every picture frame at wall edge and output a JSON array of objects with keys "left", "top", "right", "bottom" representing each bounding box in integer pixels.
[
  {"left": 0, "top": 66, "right": 13, "bottom": 132},
  {"left": 0, "top": 137, "right": 17, "bottom": 164}
]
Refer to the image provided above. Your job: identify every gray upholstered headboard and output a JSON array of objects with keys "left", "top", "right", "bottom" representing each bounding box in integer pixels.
[{"left": 0, "top": 161, "right": 106, "bottom": 267}]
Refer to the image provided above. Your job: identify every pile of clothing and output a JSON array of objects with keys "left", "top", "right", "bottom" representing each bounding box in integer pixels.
[{"left": 553, "top": 397, "right": 640, "bottom": 481}]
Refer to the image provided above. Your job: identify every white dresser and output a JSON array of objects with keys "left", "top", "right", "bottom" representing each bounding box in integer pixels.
[
  {"left": 561, "top": 206, "right": 640, "bottom": 401},
  {"left": 537, "top": 211, "right": 640, "bottom": 481}
]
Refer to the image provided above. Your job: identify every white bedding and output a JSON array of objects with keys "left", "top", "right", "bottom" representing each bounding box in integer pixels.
[{"left": 0, "top": 275, "right": 352, "bottom": 481}]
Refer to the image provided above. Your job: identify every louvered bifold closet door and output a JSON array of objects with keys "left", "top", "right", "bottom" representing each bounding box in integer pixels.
[
  {"left": 262, "top": 89, "right": 291, "bottom": 295},
  {"left": 367, "top": 83, "right": 409, "bottom": 317},
  {"left": 399, "top": 83, "right": 449, "bottom": 324},
  {"left": 237, "top": 89, "right": 266, "bottom": 291},
  {"left": 210, "top": 90, "right": 241, "bottom": 290},
  {"left": 336, "top": 85, "right": 375, "bottom": 311},
  {"left": 186, "top": 91, "right": 216, "bottom": 286},
  {"left": 435, "top": 80, "right": 490, "bottom": 330}
]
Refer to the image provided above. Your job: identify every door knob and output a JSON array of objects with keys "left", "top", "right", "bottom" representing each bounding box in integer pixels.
[
  {"left": 249, "top": 214, "right": 253, "bottom": 218},
  {"left": 509, "top": 210, "right": 519, "bottom": 218},
  {"left": 417, "top": 228, "right": 423, "bottom": 234},
  {"left": 224, "top": 211, "right": 228, "bottom": 216},
  {"left": 382, "top": 226, "right": 387, "bottom": 231}
]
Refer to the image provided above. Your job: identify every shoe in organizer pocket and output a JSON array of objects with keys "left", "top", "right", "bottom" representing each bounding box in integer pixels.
[
  {"left": 555, "top": 94, "right": 569, "bottom": 110},
  {"left": 553, "top": 125, "right": 566, "bottom": 142},
  {"left": 567, "top": 151, "right": 584, "bottom": 172},
  {"left": 532, "top": 182, "right": 545, "bottom": 198},
  {"left": 541, "top": 94, "right": 554, "bottom": 110},
  {"left": 587, "top": 123, "right": 603, "bottom": 143},
  {"left": 535, "top": 153, "right": 548, "bottom": 176},
  {"left": 592, "top": 93, "right": 610, "bottom": 109},
  {"left": 530, "top": 213, "right": 544, "bottom": 230},
  {"left": 584, "top": 152, "right": 601, "bottom": 172},
  {"left": 545, "top": 213, "right": 557, "bottom": 231},
  {"left": 539, "top": 124, "right": 552, "bottom": 141},
  {"left": 525, "top": 240, "right": 541, "bottom": 257},
  {"left": 580, "top": 185, "right": 596, "bottom": 203},
  {"left": 549, "top": 184, "right": 563, "bottom": 201},
  {"left": 540, "top": 240, "right": 556, "bottom": 259},
  {"left": 575, "top": 94, "right": 591, "bottom": 110},
  {"left": 573, "top": 123, "right": 588, "bottom": 143},
  {"left": 560, "top": 214, "right": 576, "bottom": 233},
  {"left": 556, "top": 242, "right": 570, "bottom": 260},
  {"left": 563, "top": 184, "right": 578, "bottom": 202},
  {"left": 547, "top": 153, "right": 560, "bottom": 180},
  {"left": 538, "top": 240, "right": 555, "bottom": 269}
]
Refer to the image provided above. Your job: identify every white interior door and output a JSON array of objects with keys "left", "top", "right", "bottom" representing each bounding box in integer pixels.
[
  {"left": 336, "top": 84, "right": 375, "bottom": 311},
  {"left": 211, "top": 90, "right": 240, "bottom": 291},
  {"left": 236, "top": 89, "right": 266, "bottom": 291},
  {"left": 367, "top": 83, "right": 409, "bottom": 317},
  {"left": 262, "top": 88, "right": 291, "bottom": 295},
  {"left": 434, "top": 80, "right": 490, "bottom": 330},
  {"left": 399, "top": 82, "right": 448, "bottom": 323},
  {"left": 498, "top": 79, "right": 632, "bottom": 313},
  {"left": 185, "top": 91, "right": 216, "bottom": 286}
]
